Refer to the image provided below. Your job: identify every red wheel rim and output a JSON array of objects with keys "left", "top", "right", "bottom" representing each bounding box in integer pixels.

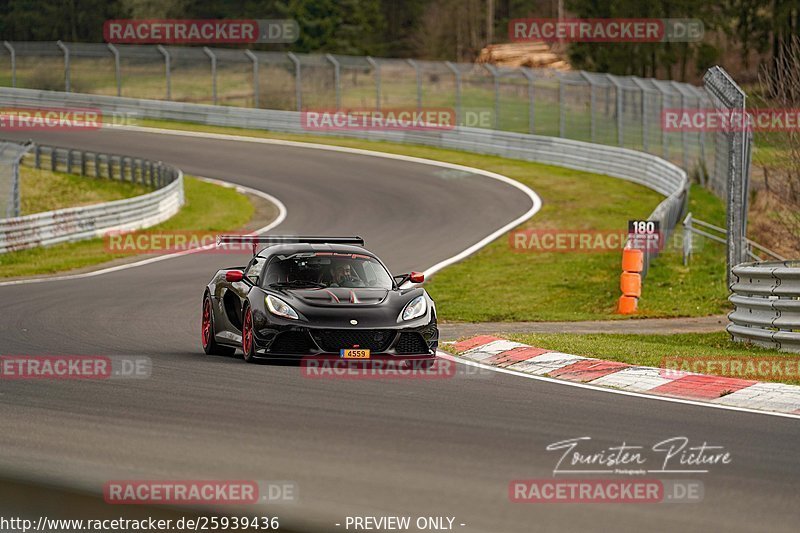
[
  {"left": 202, "top": 299, "right": 212, "bottom": 348},
  {"left": 243, "top": 308, "right": 253, "bottom": 355}
]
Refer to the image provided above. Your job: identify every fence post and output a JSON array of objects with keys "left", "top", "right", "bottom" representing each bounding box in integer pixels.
[
  {"left": 683, "top": 212, "right": 693, "bottom": 266},
  {"left": 406, "top": 59, "right": 422, "bottom": 112},
  {"left": 631, "top": 77, "right": 649, "bottom": 153},
  {"left": 580, "top": 72, "right": 596, "bottom": 142},
  {"left": 287, "top": 52, "right": 302, "bottom": 111},
  {"left": 366, "top": 56, "right": 380, "bottom": 111},
  {"left": 325, "top": 54, "right": 341, "bottom": 110},
  {"left": 107, "top": 43, "right": 121, "bottom": 97},
  {"left": 56, "top": 40, "right": 70, "bottom": 92},
  {"left": 445, "top": 61, "right": 461, "bottom": 126},
  {"left": 244, "top": 49, "right": 258, "bottom": 108},
  {"left": 3, "top": 41, "right": 16, "bottom": 88},
  {"left": 156, "top": 45, "right": 171, "bottom": 100},
  {"left": 483, "top": 64, "right": 500, "bottom": 130},
  {"left": 203, "top": 47, "right": 217, "bottom": 105},
  {"left": 606, "top": 74, "right": 624, "bottom": 147},
  {"left": 671, "top": 81, "right": 689, "bottom": 169},
  {"left": 521, "top": 68, "right": 535, "bottom": 134},
  {"left": 558, "top": 77, "right": 566, "bottom": 138}
]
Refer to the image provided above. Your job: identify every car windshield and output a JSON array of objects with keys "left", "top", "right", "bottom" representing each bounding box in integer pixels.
[{"left": 262, "top": 252, "right": 394, "bottom": 289}]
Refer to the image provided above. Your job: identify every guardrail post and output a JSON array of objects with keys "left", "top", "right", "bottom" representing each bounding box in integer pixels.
[
  {"left": 107, "top": 155, "right": 113, "bottom": 180},
  {"left": 326, "top": 54, "right": 341, "bottom": 110},
  {"left": 203, "top": 47, "right": 217, "bottom": 105},
  {"left": 107, "top": 43, "right": 121, "bottom": 97},
  {"left": 34, "top": 145, "right": 41, "bottom": 168},
  {"left": 66, "top": 149, "right": 73, "bottom": 174},
  {"left": 521, "top": 68, "right": 535, "bottom": 134},
  {"left": 56, "top": 41, "right": 70, "bottom": 92},
  {"left": 445, "top": 61, "right": 461, "bottom": 126},
  {"left": 50, "top": 148, "right": 57, "bottom": 172},
  {"left": 80, "top": 151, "right": 86, "bottom": 176},
  {"left": 683, "top": 212, "right": 693, "bottom": 265},
  {"left": 287, "top": 52, "right": 302, "bottom": 111},
  {"left": 94, "top": 152, "right": 100, "bottom": 178},
  {"left": 407, "top": 59, "right": 422, "bottom": 112},
  {"left": 366, "top": 56, "right": 380, "bottom": 111},
  {"left": 244, "top": 49, "right": 258, "bottom": 108},
  {"left": 3, "top": 41, "right": 16, "bottom": 87},
  {"left": 157, "top": 45, "right": 171, "bottom": 100},
  {"left": 483, "top": 64, "right": 500, "bottom": 130}
]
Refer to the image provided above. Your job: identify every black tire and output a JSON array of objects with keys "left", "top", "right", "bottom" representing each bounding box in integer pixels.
[
  {"left": 241, "top": 305, "right": 258, "bottom": 363},
  {"left": 202, "top": 295, "right": 236, "bottom": 356}
]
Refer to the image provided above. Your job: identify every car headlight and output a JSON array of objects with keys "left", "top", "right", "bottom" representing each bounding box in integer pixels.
[
  {"left": 266, "top": 294, "right": 299, "bottom": 320},
  {"left": 402, "top": 295, "right": 427, "bottom": 321}
]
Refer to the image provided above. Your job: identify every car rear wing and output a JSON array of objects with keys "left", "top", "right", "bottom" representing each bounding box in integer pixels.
[{"left": 217, "top": 235, "right": 365, "bottom": 255}]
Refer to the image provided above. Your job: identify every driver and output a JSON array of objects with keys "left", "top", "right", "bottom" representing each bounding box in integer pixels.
[{"left": 331, "top": 262, "right": 356, "bottom": 286}]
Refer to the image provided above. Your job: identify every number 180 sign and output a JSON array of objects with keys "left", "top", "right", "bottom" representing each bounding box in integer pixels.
[{"left": 627, "top": 220, "right": 662, "bottom": 252}]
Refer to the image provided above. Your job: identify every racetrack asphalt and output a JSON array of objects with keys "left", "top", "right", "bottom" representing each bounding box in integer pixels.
[{"left": 0, "top": 128, "right": 797, "bottom": 533}]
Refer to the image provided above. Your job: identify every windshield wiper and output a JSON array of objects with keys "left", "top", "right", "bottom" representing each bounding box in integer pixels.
[{"left": 268, "top": 280, "right": 326, "bottom": 289}]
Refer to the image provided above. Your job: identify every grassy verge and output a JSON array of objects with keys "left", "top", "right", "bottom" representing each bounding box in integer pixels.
[
  {"left": 126, "top": 118, "right": 730, "bottom": 321},
  {"left": 0, "top": 177, "right": 253, "bottom": 278},
  {"left": 504, "top": 332, "right": 799, "bottom": 386},
  {"left": 20, "top": 166, "right": 151, "bottom": 215}
]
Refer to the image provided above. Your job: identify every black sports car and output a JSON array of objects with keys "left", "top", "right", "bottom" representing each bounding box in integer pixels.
[{"left": 201, "top": 236, "right": 438, "bottom": 364}]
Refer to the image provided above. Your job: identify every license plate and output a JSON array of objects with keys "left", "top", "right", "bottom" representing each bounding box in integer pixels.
[{"left": 341, "top": 348, "right": 371, "bottom": 359}]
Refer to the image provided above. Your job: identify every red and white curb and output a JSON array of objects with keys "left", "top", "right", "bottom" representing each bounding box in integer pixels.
[{"left": 451, "top": 336, "right": 800, "bottom": 416}]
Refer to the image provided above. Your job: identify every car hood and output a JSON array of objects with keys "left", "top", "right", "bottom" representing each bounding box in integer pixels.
[{"left": 288, "top": 287, "right": 389, "bottom": 306}]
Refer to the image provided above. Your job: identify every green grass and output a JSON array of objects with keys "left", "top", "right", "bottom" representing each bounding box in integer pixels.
[
  {"left": 113, "top": 118, "right": 731, "bottom": 321},
  {"left": 20, "top": 166, "right": 151, "bottom": 215},
  {"left": 505, "top": 332, "right": 799, "bottom": 386},
  {"left": 0, "top": 177, "right": 254, "bottom": 278}
]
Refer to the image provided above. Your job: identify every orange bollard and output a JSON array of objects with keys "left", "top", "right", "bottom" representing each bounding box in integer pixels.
[
  {"left": 621, "top": 248, "right": 644, "bottom": 273},
  {"left": 618, "top": 295, "right": 638, "bottom": 314},
  {"left": 620, "top": 272, "right": 642, "bottom": 298}
]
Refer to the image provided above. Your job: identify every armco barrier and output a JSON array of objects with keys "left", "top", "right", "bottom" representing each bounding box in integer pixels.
[
  {"left": 0, "top": 87, "right": 688, "bottom": 264},
  {"left": 0, "top": 140, "right": 183, "bottom": 253},
  {"left": 728, "top": 261, "right": 800, "bottom": 353}
]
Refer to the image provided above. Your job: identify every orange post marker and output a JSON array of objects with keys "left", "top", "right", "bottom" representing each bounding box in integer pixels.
[
  {"left": 618, "top": 295, "right": 638, "bottom": 314},
  {"left": 620, "top": 272, "right": 642, "bottom": 298},
  {"left": 621, "top": 248, "right": 644, "bottom": 273}
]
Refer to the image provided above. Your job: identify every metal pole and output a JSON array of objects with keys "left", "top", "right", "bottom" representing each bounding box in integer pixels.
[
  {"left": 325, "top": 54, "right": 341, "bottom": 110},
  {"left": 483, "top": 64, "right": 500, "bottom": 130},
  {"left": 56, "top": 40, "right": 70, "bottom": 92},
  {"left": 3, "top": 42, "right": 16, "bottom": 88},
  {"left": 107, "top": 43, "right": 121, "bottom": 97},
  {"left": 366, "top": 56, "right": 380, "bottom": 111},
  {"left": 10, "top": 144, "right": 32, "bottom": 218},
  {"left": 631, "top": 77, "right": 650, "bottom": 153},
  {"left": 580, "top": 72, "right": 595, "bottom": 142},
  {"left": 445, "top": 61, "right": 461, "bottom": 127},
  {"left": 521, "top": 68, "right": 535, "bottom": 134},
  {"left": 203, "top": 47, "right": 217, "bottom": 105},
  {"left": 244, "top": 49, "right": 258, "bottom": 108},
  {"left": 558, "top": 77, "right": 566, "bottom": 138},
  {"left": 671, "top": 81, "right": 689, "bottom": 169},
  {"left": 287, "top": 52, "right": 302, "bottom": 111},
  {"left": 156, "top": 45, "right": 171, "bottom": 100},
  {"left": 407, "top": 59, "right": 422, "bottom": 111},
  {"left": 606, "top": 74, "right": 624, "bottom": 147}
]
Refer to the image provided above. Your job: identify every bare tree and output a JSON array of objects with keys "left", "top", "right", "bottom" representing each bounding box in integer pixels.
[{"left": 757, "top": 34, "right": 800, "bottom": 254}]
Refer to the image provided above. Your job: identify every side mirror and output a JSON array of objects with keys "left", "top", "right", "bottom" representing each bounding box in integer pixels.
[
  {"left": 409, "top": 272, "right": 424, "bottom": 283},
  {"left": 226, "top": 270, "right": 244, "bottom": 282}
]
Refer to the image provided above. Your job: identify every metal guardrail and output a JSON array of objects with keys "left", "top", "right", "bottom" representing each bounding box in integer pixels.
[
  {"left": 682, "top": 213, "right": 786, "bottom": 265},
  {"left": 0, "top": 87, "right": 688, "bottom": 269},
  {"left": 0, "top": 141, "right": 183, "bottom": 253},
  {"left": 728, "top": 261, "right": 800, "bottom": 353}
]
